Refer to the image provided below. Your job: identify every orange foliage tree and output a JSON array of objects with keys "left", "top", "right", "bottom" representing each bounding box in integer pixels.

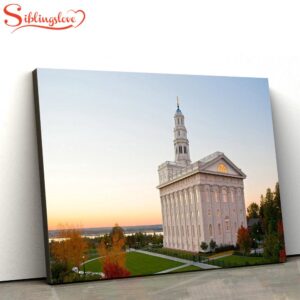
[
  {"left": 98, "top": 224, "right": 131, "bottom": 279},
  {"left": 51, "top": 228, "right": 88, "bottom": 269},
  {"left": 237, "top": 226, "right": 252, "bottom": 255}
]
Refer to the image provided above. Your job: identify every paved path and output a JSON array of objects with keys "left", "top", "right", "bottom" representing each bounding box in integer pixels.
[
  {"left": 130, "top": 249, "right": 220, "bottom": 270},
  {"left": 81, "top": 256, "right": 104, "bottom": 265},
  {"left": 156, "top": 263, "right": 190, "bottom": 274},
  {"left": 208, "top": 252, "right": 233, "bottom": 261}
]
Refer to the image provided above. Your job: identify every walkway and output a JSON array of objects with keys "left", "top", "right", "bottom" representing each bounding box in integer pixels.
[
  {"left": 130, "top": 249, "right": 220, "bottom": 270},
  {"left": 80, "top": 255, "right": 106, "bottom": 266},
  {"left": 208, "top": 250, "right": 234, "bottom": 261},
  {"left": 156, "top": 264, "right": 190, "bottom": 274}
]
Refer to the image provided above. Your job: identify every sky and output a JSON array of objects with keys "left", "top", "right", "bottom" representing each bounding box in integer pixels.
[{"left": 37, "top": 69, "right": 279, "bottom": 230}]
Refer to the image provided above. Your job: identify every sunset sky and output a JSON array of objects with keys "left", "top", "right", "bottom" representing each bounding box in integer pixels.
[{"left": 37, "top": 70, "right": 279, "bottom": 230}]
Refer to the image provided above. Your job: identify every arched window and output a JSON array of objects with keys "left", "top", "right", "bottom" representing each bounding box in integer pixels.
[
  {"left": 176, "top": 147, "right": 178, "bottom": 154},
  {"left": 179, "top": 146, "right": 182, "bottom": 153},
  {"left": 178, "top": 131, "right": 180, "bottom": 137},
  {"left": 214, "top": 190, "right": 218, "bottom": 202},
  {"left": 225, "top": 217, "right": 230, "bottom": 231},
  {"left": 218, "top": 224, "right": 221, "bottom": 235},
  {"left": 222, "top": 189, "right": 228, "bottom": 202},
  {"left": 209, "top": 224, "right": 213, "bottom": 237},
  {"left": 231, "top": 190, "right": 235, "bottom": 202},
  {"left": 184, "top": 146, "right": 187, "bottom": 153}
]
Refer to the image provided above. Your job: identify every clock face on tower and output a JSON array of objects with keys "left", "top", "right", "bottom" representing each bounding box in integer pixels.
[{"left": 217, "top": 163, "right": 228, "bottom": 173}]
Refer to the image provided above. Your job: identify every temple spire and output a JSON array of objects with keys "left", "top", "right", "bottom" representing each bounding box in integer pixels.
[{"left": 173, "top": 98, "right": 191, "bottom": 166}]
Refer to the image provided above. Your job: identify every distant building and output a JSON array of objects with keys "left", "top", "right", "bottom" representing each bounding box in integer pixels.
[{"left": 157, "top": 100, "right": 247, "bottom": 252}]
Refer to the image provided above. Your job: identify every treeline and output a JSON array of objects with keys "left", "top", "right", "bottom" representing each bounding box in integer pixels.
[
  {"left": 246, "top": 182, "right": 285, "bottom": 260},
  {"left": 87, "top": 232, "right": 163, "bottom": 250}
]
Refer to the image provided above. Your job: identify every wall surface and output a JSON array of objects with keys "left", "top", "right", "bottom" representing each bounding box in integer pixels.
[{"left": 0, "top": 0, "right": 300, "bottom": 281}]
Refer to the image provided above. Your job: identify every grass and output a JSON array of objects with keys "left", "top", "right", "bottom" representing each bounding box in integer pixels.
[
  {"left": 170, "top": 265, "right": 202, "bottom": 273},
  {"left": 86, "top": 248, "right": 99, "bottom": 259},
  {"left": 81, "top": 252, "right": 184, "bottom": 276},
  {"left": 210, "top": 255, "right": 277, "bottom": 267},
  {"left": 82, "top": 258, "right": 103, "bottom": 272},
  {"left": 149, "top": 247, "right": 208, "bottom": 262},
  {"left": 208, "top": 250, "right": 234, "bottom": 259}
]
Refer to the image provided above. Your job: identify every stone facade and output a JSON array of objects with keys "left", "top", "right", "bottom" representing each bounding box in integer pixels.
[{"left": 157, "top": 102, "right": 247, "bottom": 252}]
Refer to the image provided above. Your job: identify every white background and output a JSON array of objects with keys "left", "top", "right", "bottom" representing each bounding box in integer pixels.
[{"left": 0, "top": 0, "right": 300, "bottom": 281}]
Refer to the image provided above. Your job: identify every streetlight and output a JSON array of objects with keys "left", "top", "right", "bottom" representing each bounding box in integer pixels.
[{"left": 82, "top": 255, "right": 86, "bottom": 276}]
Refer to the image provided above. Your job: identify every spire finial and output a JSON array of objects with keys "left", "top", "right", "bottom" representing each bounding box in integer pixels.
[{"left": 177, "top": 96, "right": 179, "bottom": 109}]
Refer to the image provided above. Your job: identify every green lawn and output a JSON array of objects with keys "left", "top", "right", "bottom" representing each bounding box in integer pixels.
[
  {"left": 170, "top": 265, "right": 202, "bottom": 273},
  {"left": 86, "top": 248, "right": 99, "bottom": 259},
  {"left": 81, "top": 252, "right": 184, "bottom": 276},
  {"left": 210, "top": 255, "right": 277, "bottom": 267}
]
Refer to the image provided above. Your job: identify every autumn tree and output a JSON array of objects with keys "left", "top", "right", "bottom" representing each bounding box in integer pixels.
[
  {"left": 247, "top": 202, "right": 259, "bottom": 219},
  {"left": 237, "top": 226, "right": 252, "bottom": 255},
  {"left": 98, "top": 224, "right": 131, "bottom": 279},
  {"left": 51, "top": 228, "right": 88, "bottom": 269}
]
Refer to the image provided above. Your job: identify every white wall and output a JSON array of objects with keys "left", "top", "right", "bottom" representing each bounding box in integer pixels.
[{"left": 1, "top": 0, "right": 300, "bottom": 281}]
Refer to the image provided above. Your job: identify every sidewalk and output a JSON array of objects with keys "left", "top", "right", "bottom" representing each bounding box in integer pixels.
[{"left": 130, "top": 249, "right": 220, "bottom": 270}]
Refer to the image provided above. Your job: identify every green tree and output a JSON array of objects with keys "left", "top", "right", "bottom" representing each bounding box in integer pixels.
[
  {"left": 263, "top": 232, "right": 280, "bottom": 259},
  {"left": 262, "top": 184, "right": 283, "bottom": 234},
  {"left": 247, "top": 202, "right": 259, "bottom": 219},
  {"left": 250, "top": 222, "right": 263, "bottom": 242},
  {"left": 209, "top": 239, "right": 217, "bottom": 252},
  {"left": 273, "top": 182, "right": 282, "bottom": 219},
  {"left": 200, "top": 241, "right": 208, "bottom": 252}
]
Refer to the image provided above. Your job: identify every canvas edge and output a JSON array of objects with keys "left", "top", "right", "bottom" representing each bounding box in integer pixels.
[{"left": 32, "top": 69, "right": 53, "bottom": 285}]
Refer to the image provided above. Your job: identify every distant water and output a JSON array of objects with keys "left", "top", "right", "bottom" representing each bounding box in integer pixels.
[{"left": 49, "top": 224, "right": 163, "bottom": 239}]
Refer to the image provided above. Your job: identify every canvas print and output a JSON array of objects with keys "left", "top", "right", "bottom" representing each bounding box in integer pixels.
[{"left": 33, "top": 69, "right": 286, "bottom": 284}]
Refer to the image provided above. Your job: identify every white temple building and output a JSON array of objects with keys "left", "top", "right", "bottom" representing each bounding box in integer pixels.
[{"left": 157, "top": 99, "right": 247, "bottom": 252}]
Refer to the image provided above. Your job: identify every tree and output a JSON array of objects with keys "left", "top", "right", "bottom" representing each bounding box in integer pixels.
[
  {"left": 247, "top": 202, "right": 259, "bottom": 219},
  {"left": 98, "top": 224, "right": 131, "bottom": 279},
  {"left": 250, "top": 222, "right": 263, "bottom": 242},
  {"left": 51, "top": 228, "right": 88, "bottom": 269},
  {"left": 209, "top": 239, "right": 217, "bottom": 252},
  {"left": 237, "top": 226, "right": 252, "bottom": 255},
  {"left": 200, "top": 241, "right": 208, "bottom": 252},
  {"left": 273, "top": 182, "right": 282, "bottom": 219},
  {"left": 263, "top": 232, "right": 280, "bottom": 259},
  {"left": 103, "top": 259, "right": 131, "bottom": 279},
  {"left": 260, "top": 183, "right": 282, "bottom": 234}
]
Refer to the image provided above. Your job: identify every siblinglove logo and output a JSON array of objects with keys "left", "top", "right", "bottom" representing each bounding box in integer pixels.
[{"left": 3, "top": 3, "right": 86, "bottom": 32}]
